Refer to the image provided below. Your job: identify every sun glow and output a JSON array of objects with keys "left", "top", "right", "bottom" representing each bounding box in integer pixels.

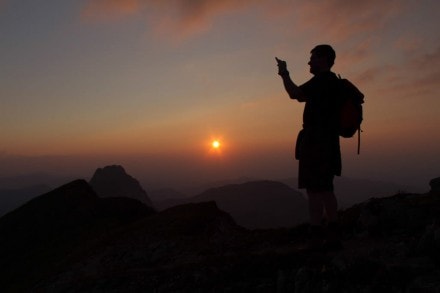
[
  {"left": 208, "top": 137, "right": 224, "bottom": 156},
  {"left": 212, "top": 140, "right": 220, "bottom": 149}
]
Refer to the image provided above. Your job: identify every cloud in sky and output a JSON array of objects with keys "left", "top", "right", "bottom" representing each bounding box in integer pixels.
[
  {"left": 81, "top": 0, "right": 257, "bottom": 40},
  {"left": 172, "top": 1, "right": 250, "bottom": 29},
  {"left": 1, "top": 0, "right": 438, "bottom": 190},
  {"left": 81, "top": 0, "right": 407, "bottom": 41},
  {"left": 293, "top": 0, "right": 405, "bottom": 41},
  {"left": 385, "top": 46, "right": 440, "bottom": 97}
]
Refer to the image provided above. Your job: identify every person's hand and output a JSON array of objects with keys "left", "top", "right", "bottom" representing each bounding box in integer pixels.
[{"left": 275, "top": 57, "right": 289, "bottom": 76}]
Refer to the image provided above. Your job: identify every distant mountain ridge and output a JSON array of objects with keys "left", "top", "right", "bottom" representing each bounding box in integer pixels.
[
  {"left": 281, "top": 176, "right": 422, "bottom": 208},
  {"left": 0, "top": 165, "right": 425, "bottom": 215},
  {"left": 154, "top": 180, "right": 308, "bottom": 229}
]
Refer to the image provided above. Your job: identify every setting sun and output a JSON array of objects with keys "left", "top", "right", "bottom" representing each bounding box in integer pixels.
[
  {"left": 212, "top": 140, "right": 220, "bottom": 149},
  {"left": 207, "top": 137, "right": 225, "bottom": 156}
]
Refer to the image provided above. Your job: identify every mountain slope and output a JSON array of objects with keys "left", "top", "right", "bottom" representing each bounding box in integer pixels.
[
  {"left": 154, "top": 180, "right": 308, "bottom": 229},
  {"left": 0, "top": 184, "right": 50, "bottom": 217},
  {"left": 0, "top": 179, "right": 154, "bottom": 292}
]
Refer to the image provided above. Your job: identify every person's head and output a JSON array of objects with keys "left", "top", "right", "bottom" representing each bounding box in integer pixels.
[{"left": 308, "top": 44, "right": 336, "bottom": 75}]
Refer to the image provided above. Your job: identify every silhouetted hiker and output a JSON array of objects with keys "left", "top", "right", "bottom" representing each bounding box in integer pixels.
[{"left": 276, "top": 45, "right": 361, "bottom": 250}]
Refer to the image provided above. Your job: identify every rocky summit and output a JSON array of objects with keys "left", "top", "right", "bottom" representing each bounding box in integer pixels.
[
  {"left": 89, "top": 165, "right": 154, "bottom": 208},
  {"left": 1, "top": 179, "right": 440, "bottom": 292}
]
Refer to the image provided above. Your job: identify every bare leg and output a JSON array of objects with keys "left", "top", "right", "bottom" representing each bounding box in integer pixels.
[
  {"left": 322, "top": 191, "right": 343, "bottom": 250},
  {"left": 322, "top": 191, "right": 338, "bottom": 223}
]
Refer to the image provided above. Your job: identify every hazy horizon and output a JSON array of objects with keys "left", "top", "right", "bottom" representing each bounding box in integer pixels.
[
  {"left": 1, "top": 1, "right": 439, "bottom": 193},
  {"left": 0, "top": 148, "right": 435, "bottom": 194}
]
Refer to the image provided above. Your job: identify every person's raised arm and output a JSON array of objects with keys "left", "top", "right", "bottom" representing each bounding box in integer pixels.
[{"left": 276, "top": 57, "right": 306, "bottom": 102}]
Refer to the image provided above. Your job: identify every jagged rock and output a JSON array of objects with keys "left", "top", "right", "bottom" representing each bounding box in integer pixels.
[
  {"left": 89, "top": 165, "right": 154, "bottom": 207},
  {"left": 430, "top": 177, "right": 440, "bottom": 193}
]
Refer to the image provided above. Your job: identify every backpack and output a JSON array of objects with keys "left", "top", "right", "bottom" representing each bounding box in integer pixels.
[{"left": 337, "top": 75, "right": 364, "bottom": 154}]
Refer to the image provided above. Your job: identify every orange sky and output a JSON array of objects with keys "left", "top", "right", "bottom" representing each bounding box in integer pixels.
[{"left": 0, "top": 0, "right": 439, "bottom": 190}]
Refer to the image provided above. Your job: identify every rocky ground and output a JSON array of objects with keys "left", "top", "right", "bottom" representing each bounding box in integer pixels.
[{"left": 1, "top": 180, "right": 440, "bottom": 292}]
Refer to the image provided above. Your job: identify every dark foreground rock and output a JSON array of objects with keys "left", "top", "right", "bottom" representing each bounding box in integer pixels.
[
  {"left": 1, "top": 179, "right": 440, "bottom": 292},
  {"left": 0, "top": 180, "right": 154, "bottom": 292}
]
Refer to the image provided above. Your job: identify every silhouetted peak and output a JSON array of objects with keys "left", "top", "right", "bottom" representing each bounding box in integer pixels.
[
  {"left": 94, "top": 165, "right": 126, "bottom": 176},
  {"left": 50, "top": 179, "right": 96, "bottom": 198},
  {"left": 0, "top": 179, "right": 152, "bottom": 232},
  {"left": 15, "top": 179, "right": 99, "bottom": 216},
  {"left": 90, "top": 165, "right": 153, "bottom": 207},
  {"left": 0, "top": 180, "right": 100, "bottom": 232}
]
